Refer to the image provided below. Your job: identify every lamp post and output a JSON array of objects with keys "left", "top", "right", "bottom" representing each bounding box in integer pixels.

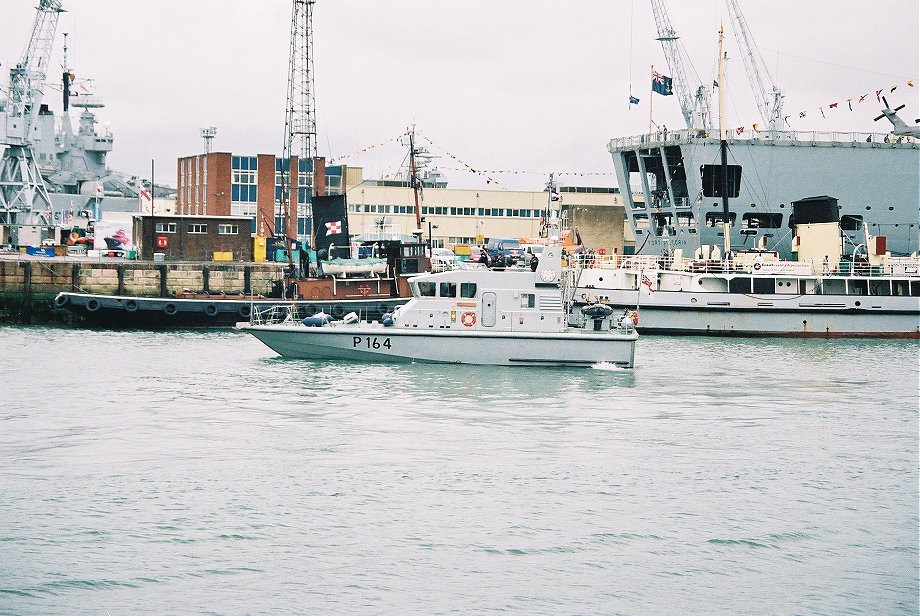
[{"left": 428, "top": 220, "right": 438, "bottom": 251}]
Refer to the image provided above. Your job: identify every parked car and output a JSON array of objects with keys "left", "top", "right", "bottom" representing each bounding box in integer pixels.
[
  {"left": 431, "top": 247, "right": 458, "bottom": 272},
  {"left": 486, "top": 238, "right": 523, "bottom": 267}
]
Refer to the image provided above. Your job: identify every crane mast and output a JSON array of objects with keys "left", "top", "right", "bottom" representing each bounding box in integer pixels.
[
  {"left": 725, "top": 0, "right": 783, "bottom": 131},
  {"left": 281, "top": 0, "right": 318, "bottom": 243},
  {"left": 649, "top": 0, "right": 712, "bottom": 130},
  {"left": 0, "top": 0, "right": 64, "bottom": 219}
]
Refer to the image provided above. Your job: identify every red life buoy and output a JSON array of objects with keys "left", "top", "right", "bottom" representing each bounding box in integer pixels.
[
  {"left": 628, "top": 310, "right": 639, "bottom": 325},
  {"left": 460, "top": 311, "right": 477, "bottom": 327}
]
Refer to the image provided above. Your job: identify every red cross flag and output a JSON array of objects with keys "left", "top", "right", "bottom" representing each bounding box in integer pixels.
[{"left": 325, "top": 220, "right": 342, "bottom": 236}]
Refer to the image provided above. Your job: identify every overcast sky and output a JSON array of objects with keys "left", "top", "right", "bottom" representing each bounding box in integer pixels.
[{"left": 1, "top": 0, "right": 917, "bottom": 191}]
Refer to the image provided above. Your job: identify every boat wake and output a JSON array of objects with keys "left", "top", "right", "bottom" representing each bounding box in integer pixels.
[{"left": 591, "top": 361, "right": 624, "bottom": 371}]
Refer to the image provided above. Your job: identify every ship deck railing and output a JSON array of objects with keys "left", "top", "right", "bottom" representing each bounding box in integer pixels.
[
  {"left": 250, "top": 304, "right": 302, "bottom": 326},
  {"left": 249, "top": 301, "right": 388, "bottom": 326},
  {"left": 607, "top": 128, "right": 918, "bottom": 151},
  {"left": 569, "top": 254, "right": 920, "bottom": 278}
]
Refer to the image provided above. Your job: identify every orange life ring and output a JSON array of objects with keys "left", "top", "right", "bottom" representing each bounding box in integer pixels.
[{"left": 460, "top": 311, "right": 477, "bottom": 327}]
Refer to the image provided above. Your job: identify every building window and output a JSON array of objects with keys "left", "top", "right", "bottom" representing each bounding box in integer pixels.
[
  {"left": 231, "top": 203, "right": 257, "bottom": 217},
  {"left": 188, "top": 224, "right": 208, "bottom": 234},
  {"left": 218, "top": 224, "right": 239, "bottom": 235},
  {"left": 325, "top": 174, "right": 342, "bottom": 193},
  {"left": 232, "top": 155, "right": 258, "bottom": 203},
  {"left": 155, "top": 222, "right": 177, "bottom": 233},
  {"left": 460, "top": 283, "right": 477, "bottom": 298}
]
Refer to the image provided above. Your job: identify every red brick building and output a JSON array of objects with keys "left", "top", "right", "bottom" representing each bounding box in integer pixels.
[
  {"left": 176, "top": 153, "right": 344, "bottom": 241},
  {"left": 133, "top": 214, "right": 254, "bottom": 261}
]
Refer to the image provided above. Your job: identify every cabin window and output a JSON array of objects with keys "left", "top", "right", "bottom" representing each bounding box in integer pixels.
[
  {"left": 460, "top": 282, "right": 477, "bottom": 298},
  {"left": 840, "top": 215, "right": 863, "bottom": 231},
  {"left": 439, "top": 282, "right": 457, "bottom": 298},
  {"left": 676, "top": 212, "right": 695, "bottom": 227},
  {"left": 728, "top": 278, "right": 751, "bottom": 293},
  {"left": 752, "top": 278, "right": 774, "bottom": 294},
  {"left": 910, "top": 281, "right": 920, "bottom": 297},
  {"left": 520, "top": 293, "right": 535, "bottom": 308},
  {"left": 700, "top": 164, "right": 742, "bottom": 198},
  {"left": 705, "top": 212, "right": 737, "bottom": 227},
  {"left": 847, "top": 279, "right": 868, "bottom": 295},
  {"left": 869, "top": 280, "right": 892, "bottom": 296},
  {"left": 741, "top": 213, "right": 783, "bottom": 229},
  {"left": 416, "top": 281, "right": 436, "bottom": 297},
  {"left": 893, "top": 280, "right": 910, "bottom": 296}
]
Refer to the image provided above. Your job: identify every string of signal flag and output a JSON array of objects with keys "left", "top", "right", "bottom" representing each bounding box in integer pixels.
[
  {"left": 331, "top": 130, "right": 614, "bottom": 186},
  {"left": 631, "top": 69, "right": 917, "bottom": 134}
]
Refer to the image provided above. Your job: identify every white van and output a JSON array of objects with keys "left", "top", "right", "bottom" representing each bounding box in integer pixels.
[{"left": 521, "top": 244, "right": 545, "bottom": 264}]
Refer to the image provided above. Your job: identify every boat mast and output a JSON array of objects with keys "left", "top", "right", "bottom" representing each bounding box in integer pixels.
[
  {"left": 409, "top": 126, "right": 422, "bottom": 232},
  {"left": 718, "top": 25, "right": 731, "bottom": 259}
]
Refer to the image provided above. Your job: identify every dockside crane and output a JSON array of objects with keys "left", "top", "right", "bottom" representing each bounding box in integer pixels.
[
  {"left": 649, "top": 0, "right": 713, "bottom": 130},
  {"left": 0, "top": 0, "right": 64, "bottom": 223},
  {"left": 725, "top": 0, "right": 784, "bottom": 132}
]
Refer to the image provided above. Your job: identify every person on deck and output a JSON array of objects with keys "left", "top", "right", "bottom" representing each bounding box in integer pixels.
[{"left": 478, "top": 246, "right": 491, "bottom": 268}]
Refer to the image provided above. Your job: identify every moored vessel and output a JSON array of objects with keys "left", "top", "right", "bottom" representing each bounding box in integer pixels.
[
  {"left": 53, "top": 233, "right": 429, "bottom": 328},
  {"left": 570, "top": 196, "right": 920, "bottom": 338}
]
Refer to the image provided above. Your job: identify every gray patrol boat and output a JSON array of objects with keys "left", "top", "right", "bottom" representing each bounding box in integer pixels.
[{"left": 239, "top": 244, "right": 639, "bottom": 368}]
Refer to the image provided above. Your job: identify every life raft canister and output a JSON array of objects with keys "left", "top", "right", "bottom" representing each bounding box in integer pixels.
[{"left": 460, "top": 311, "right": 477, "bottom": 327}]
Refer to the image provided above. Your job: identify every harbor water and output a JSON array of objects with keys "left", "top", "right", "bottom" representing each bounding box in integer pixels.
[{"left": 0, "top": 325, "right": 917, "bottom": 614}]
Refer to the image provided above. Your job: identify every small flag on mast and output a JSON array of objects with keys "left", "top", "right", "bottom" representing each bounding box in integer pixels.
[{"left": 629, "top": 95, "right": 640, "bottom": 105}]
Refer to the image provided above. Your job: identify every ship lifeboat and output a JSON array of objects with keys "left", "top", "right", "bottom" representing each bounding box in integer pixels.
[{"left": 322, "top": 258, "right": 388, "bottom": 276}]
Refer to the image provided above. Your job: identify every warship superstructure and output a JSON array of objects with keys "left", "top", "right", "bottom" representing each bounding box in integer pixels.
[
  {"left": 622, "top": 0, "right": 919, "bottom": 260},
  {"left": 609, "top": 128, "right": 919, "bottom": 260}
]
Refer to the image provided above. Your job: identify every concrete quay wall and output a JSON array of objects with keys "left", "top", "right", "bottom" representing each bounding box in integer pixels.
[{"left": 0, "top": 257, "right": 285, "bottom": 323}]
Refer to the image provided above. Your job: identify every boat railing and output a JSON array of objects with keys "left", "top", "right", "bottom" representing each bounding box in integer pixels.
[
  {"left": 607, "top": 128, "right": 917, "bottom": 151},
  {"left": 566, "top": 252, "right": 920, "bottom": 278},
  {"left": 250, "top": 303, "right": 298, "bottom": 326}
]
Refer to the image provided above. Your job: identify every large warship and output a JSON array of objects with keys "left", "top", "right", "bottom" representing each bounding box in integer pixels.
[
  {"left": 609, "top": 127, "right": 918, "bottom": 260},
  {"left": 619, "top": 0, "right": 919, "bottom": 260},
  {"left": 1, "top": 1, "right": 156, "bottom": 244}
]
